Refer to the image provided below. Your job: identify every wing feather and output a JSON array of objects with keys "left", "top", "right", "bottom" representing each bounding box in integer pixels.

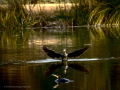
[
  {"left": 43, "top": 46, "right": 62, "bottom": 59},
  {"left": 68, "top": 46, "right": 89, "bottom": 58}
]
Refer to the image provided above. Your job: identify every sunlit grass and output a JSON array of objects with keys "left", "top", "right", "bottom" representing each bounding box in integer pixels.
[
  {"left": 0, "top": 0, "right": 30, "bottom": 29},
  {"left": 1, "top": 0, "right": 120, "bottom": 29},
  {"left": 0, "top": 0, "right": 93, "bottom": 29},
  {"left": 89, "top": 2, "right": 120, "bottom": 26}
]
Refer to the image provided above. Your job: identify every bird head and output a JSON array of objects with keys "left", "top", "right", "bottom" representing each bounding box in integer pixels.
[{"left": 63, "top": 49, "right": 66, "bottom": 52}]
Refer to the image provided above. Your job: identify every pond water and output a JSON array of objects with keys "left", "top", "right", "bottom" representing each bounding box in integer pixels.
[{"left": 0, "top": 27, "right": 120, "bottom": 90}]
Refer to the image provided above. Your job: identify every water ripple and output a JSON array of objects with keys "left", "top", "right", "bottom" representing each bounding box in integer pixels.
[
  {"left": 26, "top": 57, "right": 120, "bottom": 63},
  {"left": 0, "top": 57, "right": 120, "bottom": 66},
  {"left": 26, "top": 58, "right": 100, "bottom": 64}
]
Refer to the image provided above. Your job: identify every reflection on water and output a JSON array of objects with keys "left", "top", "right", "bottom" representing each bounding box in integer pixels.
[
  {"left": 89, "top": 27, "right": 120, "bottom": 39},
  {"left": 45, "top": 61, "right": 89, "bottom": 78},
  {"left": 0, "top": 27, "right": 120, "bottom": 90},
  {"left": 52, "top": 74, "right": 74, "bottom": 88},
  {"left": 0, "top": 57, "right": 120, "bottom": 66}
]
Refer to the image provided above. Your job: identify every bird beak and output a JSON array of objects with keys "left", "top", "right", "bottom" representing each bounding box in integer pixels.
[
  {"left": 55, "top": 76, "right": 58, "bottom": 78},
  {"left": 52, "top": 74, "right": 58, "bottom": 78}
]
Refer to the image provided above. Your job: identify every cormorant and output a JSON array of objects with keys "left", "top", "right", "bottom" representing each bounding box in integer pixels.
[
  {"left": 52, "top": 74, "right": 73, "bottom": 84},
  {"left": 43, "top": 45, "right": 88, "bottom": 61}
]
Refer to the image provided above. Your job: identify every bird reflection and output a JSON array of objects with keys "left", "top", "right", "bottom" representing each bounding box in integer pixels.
[
  {"left": 45, "top": 61, "right": 89, "bottom": 77},
  {"left": 52, "top": 74, "right": 73, "bottom": 88},
  {"left": 45, "top": 63, "right": 62, "bottom": 77},
  {"left": 43, "top": 46, "right": 89, "bottom": 88},
  {"left": 52, "top": 74, "right": 73, "bottom": 83}
]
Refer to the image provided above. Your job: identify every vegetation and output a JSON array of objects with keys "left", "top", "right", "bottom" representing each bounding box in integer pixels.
[
  {"left": 89, "top": 1, "right": 120, "bottom": 26},
  {"left": 0, "top": 0, "right": 30, "bottom": 29},
  {"left": 0, "top": 0, "right": 120, "bottom": 30},
  {"left": 55, "top": 1, "right": 90, "bottom": 26}
]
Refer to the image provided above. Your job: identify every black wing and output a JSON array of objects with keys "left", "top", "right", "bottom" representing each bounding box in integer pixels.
[
  {"left": 43, "top": 45, "right": 62, "bottom": 59},
  {"left": 68, "top": 46, "right": 89, "bottom": 58}
]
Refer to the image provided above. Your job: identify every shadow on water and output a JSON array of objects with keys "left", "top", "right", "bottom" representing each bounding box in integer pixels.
[{"left": 0, "top": 27, "right": 120, "bottom": 90}]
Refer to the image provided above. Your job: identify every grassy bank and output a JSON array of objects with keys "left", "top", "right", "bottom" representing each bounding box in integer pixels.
[
  {"left": 0, "top": 0, "right": 94, "bottom": 30},
  {"left": 0, "top": 0, "right": 120, "bottom": 30}
]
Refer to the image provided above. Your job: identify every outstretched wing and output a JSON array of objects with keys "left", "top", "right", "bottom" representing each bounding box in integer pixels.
[
  {"left": 68, "top": 46, "right": 89, "bottom": 58},
  {"left": 43, "top": 45, "right": 62, "bottom": 59}
]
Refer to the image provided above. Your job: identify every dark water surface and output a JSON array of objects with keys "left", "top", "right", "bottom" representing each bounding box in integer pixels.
[{"left": 0, "top": 27, "right": 120, "bottom": 90}]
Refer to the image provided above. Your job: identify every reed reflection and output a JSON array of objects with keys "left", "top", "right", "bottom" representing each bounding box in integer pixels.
[{"left": 89, "top": 27, "right": 120, "bottom": 39}]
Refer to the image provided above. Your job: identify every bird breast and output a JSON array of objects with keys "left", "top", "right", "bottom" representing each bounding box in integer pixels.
[{"left": 62, "top": 53, "right": 68, "bottom": 61}]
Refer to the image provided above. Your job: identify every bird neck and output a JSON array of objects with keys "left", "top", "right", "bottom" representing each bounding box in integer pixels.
[
  {"left": 58, "top": 76, "right": 61, "bottom": 79},
  {"left": 63, "top": 51, "right": 66, "bottom": 54}
]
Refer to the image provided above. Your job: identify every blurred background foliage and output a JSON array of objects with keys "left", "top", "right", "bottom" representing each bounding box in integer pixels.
[{"left": 0, "top": 0, "right": 120, "bottom": 30}]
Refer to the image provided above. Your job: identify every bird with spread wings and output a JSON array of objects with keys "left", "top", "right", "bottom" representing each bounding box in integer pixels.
[{"left": 43, "top": 45, "right": 88, "bottom": 61}]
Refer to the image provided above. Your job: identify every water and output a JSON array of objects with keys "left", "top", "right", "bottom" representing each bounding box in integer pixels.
[{"left": 0, "top": 27, "right": 120, "bottom": 90}]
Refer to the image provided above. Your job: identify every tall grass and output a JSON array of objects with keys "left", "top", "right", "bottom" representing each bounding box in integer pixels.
[
  {"left": 0, "top": 0, "right": 97, "bottom": 29},
  {"left": 89, "top": 1, "right": 120, "bottom": 26},
  {"left": 1, "top": 0, "right": 120, "bottom": 30},
  {"left": 55, "top": 0, "right": 92, "bottom": 26},
  {"left": 0, "top": 0, "right": 37, "bottom": 30}
]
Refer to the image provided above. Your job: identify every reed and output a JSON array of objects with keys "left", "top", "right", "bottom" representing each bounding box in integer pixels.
[
  {"left": 1, "top": 0, "right": 120, "bottom": 30},
  {"left": 0, "top": 0, "right": 94, "bottom": 29},
  {"left": 89, "top": 1, "right": 120, "bottom": 26},
  {"left": 55, "top": 0, "right": 91, "bottom": 26},
  {"left": 0, "top": 0, "right": 33, "bottom": 30}
]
